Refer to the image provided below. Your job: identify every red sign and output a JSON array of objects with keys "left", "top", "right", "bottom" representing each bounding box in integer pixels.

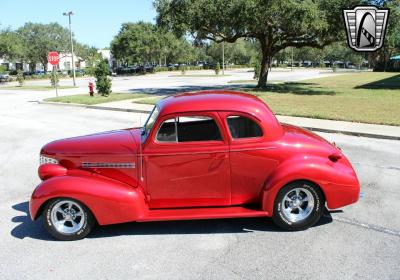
[{"left": 48, "top": 52, "right": 60, "bottom": 65}]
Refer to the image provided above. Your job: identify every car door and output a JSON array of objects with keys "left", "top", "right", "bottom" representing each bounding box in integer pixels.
[
  {"left": 221, "top": 112, "right": 279, "bottom": 205},
  {"left": 143, "top": 112, "right": 231, "bottom": 209}
]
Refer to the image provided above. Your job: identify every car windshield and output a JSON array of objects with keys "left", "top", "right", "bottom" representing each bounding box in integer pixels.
[{"left": 143, "top": 106, "right": 160, "bottom": 137}]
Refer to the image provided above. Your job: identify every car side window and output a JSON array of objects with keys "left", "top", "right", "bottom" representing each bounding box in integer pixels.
[
  {"left": 156, "top": 118, "right": 177, "bottom": 142},
  {"left": 227, "top": 115, "right": 263, "bottom": 139},
  {"left": 156, "top": 116, "right": 222, "bottom": 142}
]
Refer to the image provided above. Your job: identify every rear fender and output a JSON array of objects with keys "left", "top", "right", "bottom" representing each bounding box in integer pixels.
[
  {"left": 30, "top": 175, "right": 148, "bottom": 225},
  {"left": 262, "top": 155, "right": 359, "bottom": 215}
]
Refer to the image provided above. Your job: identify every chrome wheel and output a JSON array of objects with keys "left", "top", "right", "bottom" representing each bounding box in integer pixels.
[
  {"left": 281, "top": 187, "right": 315, "bottom": 223},
  {"left": 50, "top": 200, "right": 85, "bottom": 235}
]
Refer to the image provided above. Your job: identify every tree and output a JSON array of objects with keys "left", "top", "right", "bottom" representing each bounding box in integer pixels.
[
  {"left": 324, "top": 42, "right": 349, "bottom": 67},
  {"left": 369, "top": 0, "right": 400, "bottom": 71},
  {"left": 16, "top": 70, "right": 24, "bottom": 86},
  {"left": 95, "top": 59, "right": 112, "bottom": 96},
  {"left": 50, "top": 69, "right": 59, "bottom": 87},
  {"left": 215, "top": 62, "right": 220, "bottom": 75},
  {"left": 111, "top": 21, "right": 195, "bottom": 66},
  {"left": 155, "top": 0, "right": 362, "bottom": 87},
  {"left": 74, "top": 43, "right": 101, "bottom": 68},
  {"left": 111, "top": 22, "right": 163, "bottom": 65},
  {"left": 0, "top": 28, "right": 25, "bottom": 60},
  {"left": 206, "top": 39, "right": 258, "bottom": 65},
  {"left": 17, "top": 23, "right": 70, "bottom": 72}
]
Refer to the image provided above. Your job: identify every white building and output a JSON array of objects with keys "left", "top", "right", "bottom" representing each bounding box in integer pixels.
[
  {"left": 98, "top": 49, "right": 115, "bottom": 68},
  {"left": 0, "top": 52, "right": 86, "bottom": 73}
]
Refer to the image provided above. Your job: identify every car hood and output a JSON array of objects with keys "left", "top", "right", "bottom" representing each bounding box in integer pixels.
[{"left": 42, "top": 129, "right": 138, "bottom": 156}]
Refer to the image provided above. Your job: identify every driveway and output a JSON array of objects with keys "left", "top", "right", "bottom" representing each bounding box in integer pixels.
[{"left": 0, "top": 68, "right": 339, "bottom": 98}]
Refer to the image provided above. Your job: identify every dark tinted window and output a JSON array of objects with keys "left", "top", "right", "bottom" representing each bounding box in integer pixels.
[
  {"left": 157, "top": 116, "right": 222, "bottom": 142},
  {"left": 156, "top": 118, "right": 177, "bottom": 142},
  {"left": 227, "top": 116, "right": 263, "bottom": 139}
]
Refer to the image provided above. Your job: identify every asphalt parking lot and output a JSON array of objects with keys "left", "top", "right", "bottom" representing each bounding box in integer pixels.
[{"left": 0, "top": 72, "right": 399, "bottom": 280}]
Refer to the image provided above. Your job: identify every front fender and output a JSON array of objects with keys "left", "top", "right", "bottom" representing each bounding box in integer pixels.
[
  {"left": 262, "top": 155, "right": 359, "bottom": 215},
  {"left": 30, "top": 174, "right": 148, "bottom": 225}
]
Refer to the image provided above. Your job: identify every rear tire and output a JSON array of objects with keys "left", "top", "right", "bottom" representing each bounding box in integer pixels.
[
  {"left": 43, "top": 198, "right": 95, "bottom": 241},
  {"left": 272, "top": 181, "right": 324, "bottom": 231}
]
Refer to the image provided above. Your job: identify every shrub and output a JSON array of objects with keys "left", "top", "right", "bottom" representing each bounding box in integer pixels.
[
  {"left": 16, "top": 70, "right": 24, "bottom": 86},
  {"left": 215, "top": 62, "right": 220, "bottom": 75},
  {"left": 95, "top": 59, "right": 112, "bottom": 96},
  {"left": 180, "top": 65, "right": 187, "bottom": 75},
  {"left": 85, "top": 67, "right": 96, "bottom": 76},
  {"left": 50, "top": 70, "right": 59, "bottom": 87}
]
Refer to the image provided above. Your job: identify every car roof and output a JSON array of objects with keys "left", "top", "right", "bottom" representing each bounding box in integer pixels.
[
  {"left": 157, "top": 90, "right": 271, "bottom": 117},
  {"left": 154, "top": 90, "right": 283, "bottom": 140}
]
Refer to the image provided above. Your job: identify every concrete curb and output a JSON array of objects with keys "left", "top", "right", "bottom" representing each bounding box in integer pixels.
[{"left": 38, "top": 101, "right": 400, "bottom": 141}]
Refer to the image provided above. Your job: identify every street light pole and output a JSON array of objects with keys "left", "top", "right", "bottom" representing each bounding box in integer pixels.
[{"left": 63, "top": 11, "right": 76, "bottom": 86}]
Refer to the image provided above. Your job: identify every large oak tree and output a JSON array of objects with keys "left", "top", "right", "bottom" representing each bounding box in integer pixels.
[{"left": 154, "top": 0, "right": 361, "bottom": 87}]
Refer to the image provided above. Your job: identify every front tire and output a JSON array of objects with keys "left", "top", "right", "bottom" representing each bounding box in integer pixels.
[
  {"left": 43, "top": 198, "right": 95, "bottom": 241},
  {"left": 272, "top": 181, "right": 324, "bottom": 231}
]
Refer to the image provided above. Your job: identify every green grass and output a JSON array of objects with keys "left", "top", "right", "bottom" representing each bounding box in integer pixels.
[
  {"left": 0, "top": 85, "right": 76, "bottom": 91},
  {"left": 45, "top": 92, "right": 151, "bottom": 105},
  {"left": 132, "top": 72, "right": 400, "bottom": 126},
  {"left": 240, "top": 72, "right": 400, "bottom": 126}
]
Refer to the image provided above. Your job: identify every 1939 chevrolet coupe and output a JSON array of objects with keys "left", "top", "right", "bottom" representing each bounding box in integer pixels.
[{"left": 30, "top": 90, "right": 360, "bottom": 240}]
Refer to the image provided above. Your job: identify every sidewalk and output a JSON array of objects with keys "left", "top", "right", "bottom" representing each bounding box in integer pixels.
[{"left": 39, "top": 99, "right": 400, "bottom": 140}]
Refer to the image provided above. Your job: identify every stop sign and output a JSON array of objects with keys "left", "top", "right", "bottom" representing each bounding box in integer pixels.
[{"left": 48, "top": 52, "right": 60, "bottom": 65}]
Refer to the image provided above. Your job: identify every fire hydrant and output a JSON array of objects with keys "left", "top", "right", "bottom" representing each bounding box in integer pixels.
[{"left": 88, "top": 82, "right": 94, "bottom": 96}]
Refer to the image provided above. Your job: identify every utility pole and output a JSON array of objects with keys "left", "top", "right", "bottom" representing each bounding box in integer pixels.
[
  {"left": 63, "top": 11, "right": 76, "bottom": 86},
  {"left": 222, "top": 41, "right": 225, "bottom": 75}
]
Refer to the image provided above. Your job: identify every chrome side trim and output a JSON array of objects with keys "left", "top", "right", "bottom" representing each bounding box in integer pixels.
[
  {"left": 143, "top": 147, "right": 276, "bottom": 157},
  {"left": 82, "top": 162, "right": 135, "bottom": 169}
]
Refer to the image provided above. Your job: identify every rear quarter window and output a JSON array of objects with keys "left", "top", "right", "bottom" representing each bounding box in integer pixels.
[{"left": 227, "top": 115, "right": 263, "bottom": 139}]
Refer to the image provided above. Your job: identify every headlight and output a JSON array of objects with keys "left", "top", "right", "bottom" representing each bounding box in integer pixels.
[{"left": 40, "top": 155, "right": 59, "bottom": 165}]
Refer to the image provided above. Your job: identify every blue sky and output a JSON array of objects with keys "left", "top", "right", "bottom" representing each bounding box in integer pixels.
[{"left": 0, "top": 0, "right": 156, "bottom": 48}]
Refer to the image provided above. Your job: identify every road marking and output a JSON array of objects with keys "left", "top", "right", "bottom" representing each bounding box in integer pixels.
[{"left": 326, "top": 215, "right": 400, "bottom": 237}]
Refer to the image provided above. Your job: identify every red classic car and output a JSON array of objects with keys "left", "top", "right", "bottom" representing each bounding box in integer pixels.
[{"left": 30, "top": 90, "right": 360, "bottom": 240}]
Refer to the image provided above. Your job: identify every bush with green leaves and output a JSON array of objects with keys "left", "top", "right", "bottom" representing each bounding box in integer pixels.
[
  {"left": 0, "top": 65, "right": 7, "bottom": 73},
  {"left": 253, "top": 63, "right": 261, "bottom": 80},
  {"left": 215, "top": 62, "right": 220, "bottom": 75},
  {"left": 16, "top": 70, "right": 24, "bottom": 86},
  {"left": 85, "top": 67, "right": 96, "bottom": 76},
  {"left": 180, "top": 65, "right": 187, "bottom": 75},
  {"left": 95, "top": 60, "right": 112, "bottom": 96},
  {"left": 50, "top": 70, "right": 59, "bottom": 87}
]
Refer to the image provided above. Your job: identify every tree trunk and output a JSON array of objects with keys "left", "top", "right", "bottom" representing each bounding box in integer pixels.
[
  {"left": 256, "top": 42, "right": 272, "bottom": 88},
  {"left": 29, "top": 62, "right": 36, "bottom": 73}
]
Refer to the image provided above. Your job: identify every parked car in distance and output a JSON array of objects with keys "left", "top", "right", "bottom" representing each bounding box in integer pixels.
[
  {"left": 30, "top": 90, "right": 360, "bottom": 240},
  {"left": 0, "top": 73, "right": 10, "bottom": 83}
]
